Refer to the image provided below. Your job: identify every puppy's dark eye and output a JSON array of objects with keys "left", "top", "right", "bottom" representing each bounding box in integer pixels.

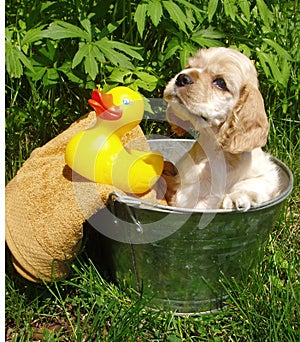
[{"left": 213, "top": 78, "right": 227, "bottom": 90}]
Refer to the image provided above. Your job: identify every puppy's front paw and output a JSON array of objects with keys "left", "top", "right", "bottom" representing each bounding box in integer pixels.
[{"left": 222, "top": 192, "right": 256, "bottom": 211}]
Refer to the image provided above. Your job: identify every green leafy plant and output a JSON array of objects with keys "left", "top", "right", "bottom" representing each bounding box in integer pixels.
[{"left": 41, "top": 19, "right": 144, "bottom": 81}]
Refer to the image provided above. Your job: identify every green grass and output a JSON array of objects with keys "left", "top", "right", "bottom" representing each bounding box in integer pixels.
[
  {"left": 5, "top": 0, "right": 299, "bottom": 340},
  {"left": 5, "top": 209, "right": 300, "bottom": 341}
]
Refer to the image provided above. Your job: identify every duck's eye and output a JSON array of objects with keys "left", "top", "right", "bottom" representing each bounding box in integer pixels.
[
  {"left": 213, "top": 78, "right": 227, "bottom": 90},
  {"left": 123, "top": 98, "right": 131, "bottom": 105}
]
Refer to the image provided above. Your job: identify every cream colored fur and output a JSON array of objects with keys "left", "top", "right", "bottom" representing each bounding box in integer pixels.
[{"left": 163, "top": 47, "right": 284, "bottom": 211}]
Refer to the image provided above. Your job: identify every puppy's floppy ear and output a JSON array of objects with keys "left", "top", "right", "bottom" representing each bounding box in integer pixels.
[{"left": 218, "top": 85, "right": 269, "bottom": 153}]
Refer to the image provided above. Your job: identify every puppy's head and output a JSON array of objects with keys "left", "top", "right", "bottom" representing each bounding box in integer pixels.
[{"left": 164, "top": 47, "right": 269, "bottom": 153}]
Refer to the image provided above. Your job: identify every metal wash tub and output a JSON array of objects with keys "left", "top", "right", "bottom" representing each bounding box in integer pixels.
[{"left": 89, "top": 139, "right": 293, "bottom": 314}]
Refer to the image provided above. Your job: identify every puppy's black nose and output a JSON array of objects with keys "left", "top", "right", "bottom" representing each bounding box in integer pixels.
[{"left": 175, "top": 73, "right": 194, "bottom": 87}]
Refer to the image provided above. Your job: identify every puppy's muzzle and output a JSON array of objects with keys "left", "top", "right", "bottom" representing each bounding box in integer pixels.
[{"left": 175, "top": 73, "right": 194, "bottom": 87}]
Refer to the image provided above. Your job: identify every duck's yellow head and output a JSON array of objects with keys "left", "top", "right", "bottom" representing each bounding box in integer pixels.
[{"left": 88, "top": 86, "right": 144, "bottom": 132}]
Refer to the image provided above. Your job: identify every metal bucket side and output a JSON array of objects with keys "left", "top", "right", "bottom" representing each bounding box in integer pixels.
[{"left": 105, "top": 198, "right": 283, "bottom": 313}]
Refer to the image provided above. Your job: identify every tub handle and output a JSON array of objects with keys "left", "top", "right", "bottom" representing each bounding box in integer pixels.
[{"left": 109, "top": 192, "right": 186, "bottom": 214}]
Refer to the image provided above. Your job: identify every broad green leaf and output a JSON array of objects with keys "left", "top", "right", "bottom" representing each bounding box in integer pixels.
[
  {"left": 41, "top": 20, "right": 90, "bottom": 41},
  {"left": 134, "top": 71, "right": 158, "bottom": 84},
  {"left": 134, "top": 3, "right": 147, "bottom": 37},
  {"left": 98, "top": 20, "right": 124, "bottom": 39},
  {"left": 94, "top": 50, "right": 106, "bottom": 64},
  {"left": 162, "top": 46, "right": 180, "bottom": 63},
  {"left": 191, "top": 34, "right": 224, "bottom": 48},
  {"left": 18, "top": 19, "right": 26, "bottom": 31},
  {"left": 256, "top": 51, "right": 271, "bottom": 78},
  {"left": 26, "top": 65, "right": 47, "bottom": 81},
  {"left": 84, "top": 55, "right": 98, "bottom": 80},
  {"left": 232, "top": 43, "right": 251, "bottom": 57},
  {"left": 43, "top": 68, "right": 60, "bottom": 87},
  {"left": 208, "top": 0, "right": 219, "bottom": 22},
  {"left": 179, "top": 46, "right": 191, "bottom": 69},
  {"left": 142, "top": 97, "right": 153, "bottom": 114},
  {"left": 256, "top": 0, "right": 272, "bottom": 27},
  {"left": 46, "top": 39, "right": 58, "bottom": 61},
  {"left": 21, "top": 26, "right": 45, "bottom": 47},
  {"left": 135, "top": 79, "right": 157, "bottom": 92},
  {"left": 161, "top": 39, "right": 180, "bottom": 63},
  {"left": 5, "top": 26, "right": 13, "bottom": 42},
  {"left": 173, "top": 0, "right": 202, "bottom": 15},
  {"left": 40, "top": 1, "right": 55, "bottom": 12},
  {"left": 127, "top": 82, "right": 138, "bottom": 91},
  {"left": 6, "top": 34, "right": 35, "bottom": 78},
  {"left": 224, "top": 0, "right": 238, "bottom": 21},
  {"left": 257, "top": 51, "right": 286, "bottom": 86},
  {"left": 10, "top": 58, "right": 24, "bottom": 78},
  {"left": 72, "top": 43, "right": 90, "bottom": 68},
  {"left": 148, "top": 0, "right": 163, "bottom": 26},
  {"left": 83, "top": 44, "right": 100, "bottom": 79},
  {"left": 134, "top": 70, "right": 158, "bottom": 91},
  {"left": 72, "top": 43, "right": 105, "bottom": 80},
  {"left": 5, "top": 43, "right": 23, "bottom": 78},
  {"left": 238, "top": 0, "right": 250, "bottom": 21},
  {"left": 16, "top": 49, "right": 35, "bottom": 72},
  {"left": 80, "top": 18, "right": 92, "bottom": 41},
  {"left": 262, "top": 38, "right": 292, "bottom": 60},
  {"left": 96, "top": 41, "right": 134, "bottom": 69},
  {"left": 179, "top": 43, "right": 198, "bottom": 68},
  {"left": 106, "top": 41, "right": 143, "bottom": 61},
  {"left": 36, "top": 40, "right": 57, "bottom": 63},
  {"left": 72, "top": 42, "right": 100, "bottom": 79},
  {"left": 184, "top": 7, "right": 196, "bottom": 31},
  {"left": 58, "top": 61, "right": 86, "bottom": 84},
  {"left": 194, "top": 27, "right": 225, "bottom": 39},
  {"left": 266, "top": 57, "right": 285, "bottom": 85},
  {"left": 163, "top": 1, "right": 187, "bottom": 33},
  {"left": 108, "top": 68, "right": 132, "bottom": 83}
]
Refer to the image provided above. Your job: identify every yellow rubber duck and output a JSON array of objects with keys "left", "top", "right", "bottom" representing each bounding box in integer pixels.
[{"left": 65, "top": 86, "right": 164, "bottom": 194}]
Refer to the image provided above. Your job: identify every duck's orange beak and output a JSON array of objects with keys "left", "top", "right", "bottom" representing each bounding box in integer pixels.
[{"left": 88, "top": 89, "right": 122, "bottom": 120}]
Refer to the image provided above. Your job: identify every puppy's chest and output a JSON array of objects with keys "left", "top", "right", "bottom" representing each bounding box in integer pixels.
[
  {"left": 179, "top": 157, "right": 212, "bottom": 187},
  {"left": 178, "top": 151, "right": 251, "bottom": 190}
]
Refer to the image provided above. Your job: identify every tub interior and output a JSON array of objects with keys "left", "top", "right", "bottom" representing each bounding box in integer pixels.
[{"left": 117, "top": 138, "right": 293, "bottom": 213}]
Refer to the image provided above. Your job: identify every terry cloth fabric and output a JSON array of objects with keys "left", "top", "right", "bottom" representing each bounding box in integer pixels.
[{"left": 5, "top": 112, "right": 166, "bottom": 282}]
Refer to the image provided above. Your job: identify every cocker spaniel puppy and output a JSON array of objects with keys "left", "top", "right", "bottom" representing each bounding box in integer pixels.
[{"left": 163, "top": 47, "right": 284, "bottom": 211}]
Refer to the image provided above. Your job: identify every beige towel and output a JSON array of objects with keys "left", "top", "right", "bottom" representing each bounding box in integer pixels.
[{"left": 6, "top": 112, "right": 166, "bottom": 282}]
